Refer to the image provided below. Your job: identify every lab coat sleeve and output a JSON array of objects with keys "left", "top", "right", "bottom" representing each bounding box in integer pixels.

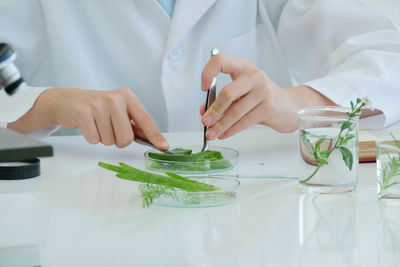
[
  {"left": 0, "top": 1, "right": 58, "bottom": 137},
  {"left": 0, "top": 86, "right": 59, "bottom": 138},
  {"left": 278, "top": 0, "right": 400, "bottom": 128}
]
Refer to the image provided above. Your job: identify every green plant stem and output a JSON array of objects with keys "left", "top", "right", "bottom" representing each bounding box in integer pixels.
[
  {"left": 299, "top": 165, "right": 322, "bottom": 184},
  {"left": 300, "top": 130, "right": 346, "bottom": 184}
]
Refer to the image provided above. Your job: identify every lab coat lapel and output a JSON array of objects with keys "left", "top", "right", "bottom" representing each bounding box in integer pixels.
[{"left": 165, "top": 0, "right": 217, "bottom": 54}]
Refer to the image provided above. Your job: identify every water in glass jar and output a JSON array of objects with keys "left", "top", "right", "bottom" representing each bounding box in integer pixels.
[
  {"left": 298, "top": 127, "right": 358, "bottom": 194},
  {"left": 377, "top": 143, "right": 400, "bottom": 202}
]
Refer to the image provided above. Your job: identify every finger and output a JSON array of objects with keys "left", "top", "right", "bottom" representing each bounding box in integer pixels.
[
  {"left": 218, "top": 103, "right": 266, "bottom": 140},
  {"left": 93, "top": 111, "right": 116, "bottom": 146},
  {"left": 199, "top": 104, "right": 205, "bottom": 116},
  {"left": 78, "top": 110, "right": 100, "bottom": 144},
  {"left": 130, "top": 120, "right": 146, "bottom": 140},
  {"left": 202, "top": 71, "right": 263, "bottom": 127},
  {"left": 110, "top": 106, "right": 134, "bottom": 148},
  {"left": 127, "top": 96, "right": 169, "bottom": 150},
  {"left": 201, "top": 54, "right": 253, "bottom": 91},
  {"left": 205, "top": 86, "right": 264, "bottom": 140}
]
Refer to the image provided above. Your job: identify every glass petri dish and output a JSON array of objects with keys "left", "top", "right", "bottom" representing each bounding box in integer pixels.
[
  {"left": 143, "top": 176, "right": 240, "bottom": 208},
  {"left": 144, "top": 145, "right": 238, "bottom": 174}
]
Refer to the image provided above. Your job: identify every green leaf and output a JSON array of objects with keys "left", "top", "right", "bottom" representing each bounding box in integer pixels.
[
  {"left": 315, "top": 137, "right": 326, "bottom": 153},
  {"left": 98, "top": 162, "right": 126, "bottom": 173},
  {"left": 300, "top": 130, "right": 315, "bottom": 155},
  {"left": 338, "top": 136, "right": 345, "bottom": 146},
  {"left": 171, "top": 148, "right": 192, "bottom": 155},
  {"left": 390, "top": 133, "right": 400, "bottom": 149},
  {"left": 341, "top": 121, "right": 354, "bottom": 132},
  {"left": 320, "top": 159, "right": 328, "bottom": 165},
  {"left": 148, "top": 149, "right": 222, "bottom": 162},
  {"left": 320, "top": 150, "right": 330, "bottom": 159},
  {"left": 339, "top": 147, "right": 354, "bottom": 171},
  {"left": 344, "top": 134, "right": 355, "bottom": 142}
]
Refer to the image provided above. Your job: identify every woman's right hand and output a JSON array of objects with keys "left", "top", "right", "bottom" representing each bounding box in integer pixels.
[{"left": 7, "top": 87, "right": 169, "bottom": 149}]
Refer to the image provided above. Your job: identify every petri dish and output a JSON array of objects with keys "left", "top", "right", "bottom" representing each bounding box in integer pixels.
[
  {"left": 141, "top": 176, "right": 240, "bottom": 208},
  {"left": 144, "top": 145, "right": 238, "bottom": 174}
]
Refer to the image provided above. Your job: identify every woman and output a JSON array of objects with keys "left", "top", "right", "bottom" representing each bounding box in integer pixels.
[{"left": 0, "top": 0, "right": 398, "bottom": 149}]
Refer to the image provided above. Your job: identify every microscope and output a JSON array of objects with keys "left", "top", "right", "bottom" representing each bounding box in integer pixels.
[{"left": 0, "top": 43, "right": 53, "bottom": 180}]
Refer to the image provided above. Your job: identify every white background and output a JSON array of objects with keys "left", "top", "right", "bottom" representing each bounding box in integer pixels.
[{"left": 364, "top": 0, "right": 400, "bottom": 24}]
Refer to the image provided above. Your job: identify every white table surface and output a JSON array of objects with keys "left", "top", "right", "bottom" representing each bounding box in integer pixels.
[{"left": 0, "top": 129, "right": 398, "bottom": 267}]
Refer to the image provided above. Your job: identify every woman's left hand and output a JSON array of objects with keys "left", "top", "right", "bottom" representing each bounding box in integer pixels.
[{"left": 200, "top": 54, "right": 335, "bottom": 140}]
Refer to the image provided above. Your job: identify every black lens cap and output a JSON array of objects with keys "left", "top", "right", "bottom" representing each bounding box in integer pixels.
[{"left": 0, "top": 158, "right": 40, "bottom": 180}]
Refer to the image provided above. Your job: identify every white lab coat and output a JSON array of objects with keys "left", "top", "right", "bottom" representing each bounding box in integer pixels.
[{"left": 0, "top": 0, "right": 399, "bottom": 133}]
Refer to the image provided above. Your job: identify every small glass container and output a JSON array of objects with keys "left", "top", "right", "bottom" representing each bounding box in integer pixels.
[
  {"left": 297, "top": 107, "right": 359, "bottom": 194},
  {"left": 143, "top": 176, "right": 240, "bottom": 208},
  {"left": 144, "top": 145, "right": 238, "bottom": 174},
  {"left": 376, "top": 133, "right": 400, "bottom": 203}
]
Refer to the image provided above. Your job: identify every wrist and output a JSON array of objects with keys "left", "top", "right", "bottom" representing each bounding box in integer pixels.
[
  {"left": 287, "top": 85, "right": 336, "bottom": 110},
  {"left": 34, "top": 88, "right": 58, "bottom": 125},
  {"left": 7, "top": 88, "right": 57, "bottom": 133},
  {"left": 258, "top": 85, "right": 336, "bottom": 133}
]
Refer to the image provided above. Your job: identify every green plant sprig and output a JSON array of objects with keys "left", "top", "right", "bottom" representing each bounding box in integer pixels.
[
  {"left": 98, "top": 162, "right": 224, "bottom": 207},
  {"left": 377, "top": 133, "right": 400, "bottom": 200},
  {"left": 299, "top": 98, "right": 367, "bottom": 184}
]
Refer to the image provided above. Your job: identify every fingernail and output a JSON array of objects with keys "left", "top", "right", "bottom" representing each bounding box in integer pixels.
[
  {"left": 204, "top": 116, "right": 213, "bottom": 125},
  {"left": 207, "top": 129, "right": 216, "bottom": 139},
  {"left": 161, "top": 140, "right": 169, "bottom": 148}
]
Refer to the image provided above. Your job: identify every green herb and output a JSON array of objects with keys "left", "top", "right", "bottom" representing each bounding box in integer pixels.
[
  {"left": 147, "top": 148, "right": 232, "bottom": 172},
  {"left": 98, "top": 161, "right": 223, "bottom": 207},
  {"left": 139, "top": 183, "right": 177, "bottom": 208},
  {"left": 299, "top": 98, "right": 367, "bottom": 184},
  {"left": 377, "top": 134, "right": 400, "bottom": 200}
]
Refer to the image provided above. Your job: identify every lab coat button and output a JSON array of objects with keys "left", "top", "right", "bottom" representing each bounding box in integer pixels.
[{"left": 169, "top": 48, "right": 182, "bottom": 60}]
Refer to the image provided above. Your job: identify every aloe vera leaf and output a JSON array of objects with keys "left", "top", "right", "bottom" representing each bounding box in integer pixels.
[
  {"left": 202, "top": 151, "right": 224, "bottom": 160},
  {"left": 98, "top": 162, "right": 126, "bottom": 173},
  {"left": 210, "top": 159, "right": 232, "bottom": 170},
  {"left": 169, "top": 162, "right": 210, "bottom": 172},
  {"left": 116, "top": 172, "right": 215, "bottom": 192},
  {"left": 148, "top": 150, "right": 222, "bottom": 162},
  {"left": 149, "top": 160, "right": 167, "bottom": 170},
  {"left": 165, "top": 172, "right": 221, "bottom": 191},
  {"left": 148, "top": 149, "right": 230, "bottom": 172},
  {"left": 117, "top": 162, "right": 218, "bottom": 192},
  {"left": 171, "top": 148, "right": 192, "bottom": 155}
]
